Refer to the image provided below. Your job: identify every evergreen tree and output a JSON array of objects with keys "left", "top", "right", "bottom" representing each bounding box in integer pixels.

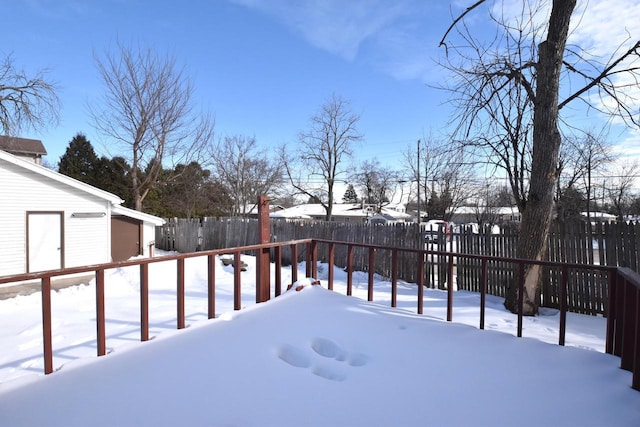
[
  {"left": 58, "top": 133, "right": 99, "bottom": 184},
  {"left": 59, "top": 135, "right": 133, "bottom": 205},
  {"left": 426, "top": 190, "right": 453, "bottom": 220},
  {"left": 95, "top": 156, "right": 132, "bottom": 206},
  {"left": 143, "top": 162, "right": 233, "bottom": 218},
  {"left": 342, "top": 184, "right": 359, "bottom": 203},
  {"left": 555, "top": 186, "right": 586, "bottom": 224}
]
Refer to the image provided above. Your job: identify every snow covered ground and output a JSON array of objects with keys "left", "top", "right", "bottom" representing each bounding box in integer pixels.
[{"left": 0, "top": 250, "right": 639, "bottom": 426}]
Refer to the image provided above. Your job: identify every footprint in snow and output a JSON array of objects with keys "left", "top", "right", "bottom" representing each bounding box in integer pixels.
[
  {"left": 276, "top": 344, "right": 311, "bottom": 368},
  {"left": 276, "top": 338, "right": 368, "bottom": 382}
]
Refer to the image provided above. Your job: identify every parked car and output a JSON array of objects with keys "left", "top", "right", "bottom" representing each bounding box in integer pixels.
[{"left": 423, "top": 220, "right": 453, "bottom": 244}]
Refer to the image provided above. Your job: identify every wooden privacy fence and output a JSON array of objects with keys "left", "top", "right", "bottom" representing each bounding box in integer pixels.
[
  {"left": 456, "top": 221, "right": 640, "bottom": 315},
  {"left": 156, "top": 218, "right": 640, "bottom": 315},
  {"left": 156, "top": 217, "right": 259, "bottom": 254},
  {"left": 157, "top": 218, "right": 426, "bottom": 281}
]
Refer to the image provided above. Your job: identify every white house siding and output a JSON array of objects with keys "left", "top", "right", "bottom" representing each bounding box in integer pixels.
[{"left": 0, "top": 159, "right": 112, "bottom": 276}]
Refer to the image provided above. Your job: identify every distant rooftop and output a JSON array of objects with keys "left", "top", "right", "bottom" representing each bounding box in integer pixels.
[{"left": 0, "top": 135, "right": 47, "bottom": 156}]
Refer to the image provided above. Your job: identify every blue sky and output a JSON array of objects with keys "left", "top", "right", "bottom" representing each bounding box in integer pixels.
[{"left": 4, "top": 0, "right": 640, "bottom": 174}]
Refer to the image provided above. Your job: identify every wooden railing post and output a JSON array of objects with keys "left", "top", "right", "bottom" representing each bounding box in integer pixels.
[
  {"left": 559, "top": 266, "right": 568, "bottom": 346},
  {"left": 621, "top": 277, "right": 635, "bottom": 371},
  {"left": 517, "top": 262, "right": 525, "bottom": 338},
  {"left": 291, "top": 243, "right": 299, "bottom": 284},
  {"left": 140, "top": 263, "right": 149, "bottom": 342},
  {"left": 234, "top": 251, "right": 242, "bottom": 310},
  {"left": 41, "top": 276, "right": 53, "bottom": 374},
  {"left": 207, "top": 254, "right": 216, "bottom": 319},
  {"left": 417, "top": 251, "right": 424, "bottom": 314},
  {"left": 633, "top": 285, "right": 639, "bottom": 391},
  {"left": 391, "top": 248, "right": 398, "bottom": 308},
  {"left": 479, "top": 258, "right": 487, "bottom": 330},
  {"left": 367, "top": 247, "right": 375, "bottom": 301},
  {"left": 328, "top": 243, "right": 335, "bottom": 291},
  {"left": 96, "top": 269, "right": 106, "bottom": 356},
  {"left": 256, "top": 196, "right": 271, "bottom": 303},
  {"left": 177, "top": 258, "right": 185, "bottom": 329},
  {"left": 447, "top": 254, "right": 454, "bottom": 322},
  {"left": 306, "top": 241, "right": 318, "bottom": 278},
  {"left": 614, "top": 270, "right": 625, "bottom": 357},
  {"left": 347, "top": 245, "right": 354, "bottom": 296},
  {"left": 274, "top": 246, "right": 282, "bottom": 297},
  {"left": 606, "top": 269, "right": 617, "bottom": 354}
]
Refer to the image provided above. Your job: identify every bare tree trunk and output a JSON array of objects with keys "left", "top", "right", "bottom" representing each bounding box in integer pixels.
[
  {"left": 326, "top": 180, "right": 334, "bottom": 221},
  {"left": 504, "top": 0, "right": 576, "bottom": 315}
]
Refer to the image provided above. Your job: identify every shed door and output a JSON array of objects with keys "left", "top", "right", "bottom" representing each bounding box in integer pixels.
[
  {"left": 111, "top": 215, "right": 142, "bottom": 262},
  {"left": 27, "top": 212, "right": 63, "bottom": 272}
]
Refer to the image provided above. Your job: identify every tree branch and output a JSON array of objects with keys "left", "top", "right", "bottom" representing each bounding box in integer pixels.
[
  {"left": 560, "top": 40, "right": 640, "bottom": 110},
  {"left": 439, "top": 0, "right": 487, "bottom": 55}
]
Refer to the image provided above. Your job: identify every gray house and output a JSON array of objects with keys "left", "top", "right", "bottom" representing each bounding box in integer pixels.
[{"left": 0, "top": 135, "right": 47, "bottom": 165}]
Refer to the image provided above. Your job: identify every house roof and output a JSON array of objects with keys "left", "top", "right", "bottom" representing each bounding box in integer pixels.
[
  {"left": 368, "top": 213, "right": 398, "bottom": 221},
  {"left": 113, "top": 205, "right": 166, "bottom": 226},
  {"left": 270, "top": 203, "right": 364, "bottom": 219},
  {"left": 245, "top": 204, "right": 285, "bottom": 215},
  {"left": 452, "top": 206, "right": 520, "bottom": 215},
  {"left": 270, "top": 203, "right": 411, "bottom": 220},
  {"left": 581, "top": 211, "right": 616, "bottom": 220},
  {"left": 0, "top": 135, "right": 47, "bottom": 156},
  {"left": 1, "top": 149, "right": 166, "bottom": 225},
  {"left": 0, "top": 149, "right": 123, "bottom": 204}
]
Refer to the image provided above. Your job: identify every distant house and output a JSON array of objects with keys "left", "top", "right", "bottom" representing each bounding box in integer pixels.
[
  {"left": 0, "top": 148, "right": 164, "bottom": 277},
  {"left": 0, "top": 135, "right": 47, "bottom": 165},
  {"left": 270, "top": 203, "right": 411, "bottom": 223},
  {"left": 244, "top": 203, "right": 285, "bottom": 218},
  {"left": 581, "top": 211, "right": 617, "bottom": 222},
  {"left": 449, "top": 206, "right": 522, "bottom": 225}
]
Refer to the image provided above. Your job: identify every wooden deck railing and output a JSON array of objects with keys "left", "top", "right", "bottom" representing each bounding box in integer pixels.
[
  {"left": 606, "top": 267, "right": 640, "bottom": 390},
  {"left": 1, "top": 238, "right": 637, "bottom": 391}
]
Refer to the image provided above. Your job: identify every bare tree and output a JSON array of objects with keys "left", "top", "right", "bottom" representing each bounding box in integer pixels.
[
  {"left": 0, "top": 54, "right": 60, "bottom": 135},
  {"left": 280, "top": 93, "right": 363, "bottom": 221},
  {"left": 90, "top": 41, "right": 215, "bottom": 211},
  {"left": 606, "top": 161, "right": 640, "bottom": 222},
  {"left": 350, "top": 159, "right": 401, "bottom": 212},
  {"left": 557, "top": 130, "right": 614, "bottom": 222},
  {"left": 402, "top": 137, "right": 473, "bottom": 221},
  {"left": 209, "top": 135, "right": 283, "bottom": 217},
  {"left": 471, "top": 183, "right": 503, "bottom": 227},
  {"left": 441, "top": 0, "right": 640, "bottom": 314},
  {"left": 441, "top": 1, "right": 539, "bottom": 213}
]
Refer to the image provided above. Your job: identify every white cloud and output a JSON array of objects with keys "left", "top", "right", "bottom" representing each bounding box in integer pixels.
[
  {"left": 490, "top": 0, "right": 640, "bottom": 57},
  {"left": 229, "top": 0, "right": 640, "bottom": 90},
  {"left": 365, "top": 24, "right": 430, "bottom": 79},
  {"left": 229, "top": 0, "right": 414, "bottom": 61},
  {"left": 571, "top": 0, "right": 640, "bottom": 57},
  {"left": 489, "top": 1, "right": 640, "bottom": 158},
  {"left": 612, "top": 129, "right": 640, "bottom": 158},
  {"left": 571, "top": 1, "right": 640, "bottom": 156},
  {"left": 227, "top": 0, "right": 449, "bottom": 82}
]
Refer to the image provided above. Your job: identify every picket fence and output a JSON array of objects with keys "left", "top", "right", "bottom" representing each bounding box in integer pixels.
[{"left": 155, "top": 218, "right": 640, "bottom": 315}]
